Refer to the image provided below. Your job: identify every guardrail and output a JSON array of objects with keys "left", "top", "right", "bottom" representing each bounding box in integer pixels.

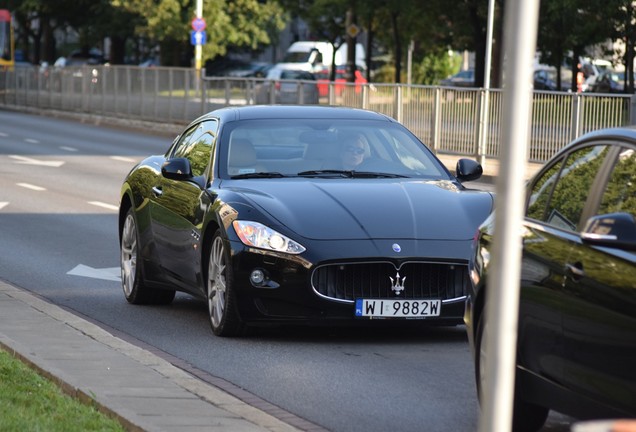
[{"left": 2, "top": 64, "right": 635, "bottom": 162}]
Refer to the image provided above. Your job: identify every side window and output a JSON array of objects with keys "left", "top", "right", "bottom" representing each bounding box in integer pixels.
[
  {"left": 172, "top": 121, "right": 217, "bottom": 178},
  {"left": 170, "top": 125, "right": 198, "bottom": 159},
  {"left": 598, "top": 147, "right": 636, "bottom": 218},
  {"left": 527, "top": 145, "right": 609, "bottom": 231}
]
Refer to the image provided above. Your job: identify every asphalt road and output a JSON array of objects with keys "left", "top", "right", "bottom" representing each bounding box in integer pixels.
[{"left": 0, "top": 109, "right": 574, "bottom": 432}]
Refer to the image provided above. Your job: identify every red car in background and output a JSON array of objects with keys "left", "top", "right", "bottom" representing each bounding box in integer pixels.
[{"left": 316, "top": 68, "right": 367, "bottom": 97}]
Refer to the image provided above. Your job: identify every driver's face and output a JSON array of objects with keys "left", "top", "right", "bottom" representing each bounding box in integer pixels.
[{"left": 342, "top": 140, "right": 365, "bottom": 167}]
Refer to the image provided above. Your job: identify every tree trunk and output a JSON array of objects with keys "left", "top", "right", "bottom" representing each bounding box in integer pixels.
[
  {"left": 109, "top": 35, "right": 126, "bottom": 65},
  {"left": 469, "top": 2, "right": 485, "bottom": 87},
  {"left": 391, "top": 11, "right": 401, "bottom": 83},
  {"left": 365, "top": 11, "right": 373, "bottom": 82}
]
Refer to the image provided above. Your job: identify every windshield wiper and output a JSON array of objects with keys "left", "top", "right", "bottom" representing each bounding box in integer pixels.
[
  {"left": 297, "top": 170, "right": 408, "bottom": 178},
  {"left": 230, "top": 172, "right": 287, "bottom": 179},
  {"left": 297, "top": 169, "right": 353, "bottom": 177}
]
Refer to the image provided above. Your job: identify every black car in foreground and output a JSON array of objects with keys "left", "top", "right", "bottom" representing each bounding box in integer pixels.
[
  {"left": 465, "top": 127, "right": 636, "bottom": 431},
  {"left": 119, "top": 105, "right": 493, "bottom": 336}
]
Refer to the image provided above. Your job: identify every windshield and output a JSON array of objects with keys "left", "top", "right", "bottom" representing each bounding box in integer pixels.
[
  {"left": 221, "top": 118, "right": 451, "bottom": 180},
  {"left": 282, "top": 51, "right": 311, "bottom": 63}
]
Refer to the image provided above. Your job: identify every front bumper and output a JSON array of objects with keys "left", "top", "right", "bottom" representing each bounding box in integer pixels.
[{"left": 228, "top": 238, "right": 471, "bottom": 326}]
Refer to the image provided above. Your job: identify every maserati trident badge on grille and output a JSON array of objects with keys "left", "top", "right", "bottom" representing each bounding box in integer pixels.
[{"left": 390, "top": 272, "right": 406, "bottom": 295}]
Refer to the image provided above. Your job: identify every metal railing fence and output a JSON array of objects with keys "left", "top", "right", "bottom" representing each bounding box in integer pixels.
[{"left": 2, "top": 64, "right": 635, "bottom": 162}]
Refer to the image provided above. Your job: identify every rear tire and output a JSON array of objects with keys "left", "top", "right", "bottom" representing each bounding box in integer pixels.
[
  {"left": 206, "top": 230, "right": 244, "bottom": 337},
  {"left": 120, "top": 208, "right": 175, "bottom": 305},
  {"left": 474, "top": 315, "right": 549, "bottom": 432}
]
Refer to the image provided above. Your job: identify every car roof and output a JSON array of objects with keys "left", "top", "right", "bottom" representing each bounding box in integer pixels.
[
  {"left": 550, "top": 126, "right": 636, "bottom": 158},
  {"left": 191, "top": 105, "right": 396, "bottom": 124},
  {"left": 574, "top": 125, "right": 636, "bottom": 142}
]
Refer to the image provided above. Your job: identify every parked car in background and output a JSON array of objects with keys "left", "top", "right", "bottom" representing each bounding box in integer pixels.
[
  {"left": 533, "top": 67, "right": 572, "bottom": 92},
  {"left": 226, "top": 61, "right": 272, "bottom": 78},
  {"left": 588, "top": 70, "right": 635, "bottom": 93},
  {"left": 254, "top": 66, "right": 319, "bottom": 104},
  {"left": 119, "top": 105, "right": 493, "bottom": 337},
  {"left": 315, "top": 67, "right": 367, "bottom": 97},
  {"left": 466, "top": 126, "right": 636, "bottom": 432},
  {"left": 139, "top": 57, "right": 160, "bottom": 67},
  {"left": 204, "top": 58, "right": 271, "bottom": 78},
  {"left": 440, "top": 69, "right": 475, "bottom": 87}
]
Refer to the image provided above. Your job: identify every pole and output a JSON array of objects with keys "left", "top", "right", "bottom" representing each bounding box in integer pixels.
[
  {"left": 478, "top": 0, "right": 540, "bottom": 431},
  {"left": 477, "top": 0, "right": 495, "bottom": 167},
  {"left": 195, "top": 0, "right": 203, "bottom": 73}
]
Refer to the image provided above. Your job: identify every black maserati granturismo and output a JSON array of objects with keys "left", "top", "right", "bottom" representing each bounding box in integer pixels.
[{"left": 118, "top": 105, "right": 494, "bottom": 336}]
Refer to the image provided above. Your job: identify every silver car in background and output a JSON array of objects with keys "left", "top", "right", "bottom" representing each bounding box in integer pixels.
[{"left": 255, "top": 66, "right": 319, "bottom": 104}]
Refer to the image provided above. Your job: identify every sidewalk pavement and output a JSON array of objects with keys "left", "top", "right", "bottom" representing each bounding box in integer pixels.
[{"left": 0, "top": 280, "right": 305, "bottom": 432}]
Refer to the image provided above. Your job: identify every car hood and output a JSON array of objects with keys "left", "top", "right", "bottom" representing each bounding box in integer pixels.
[{"left": 225, "top": 179, "right": 494, "bottom": 241}]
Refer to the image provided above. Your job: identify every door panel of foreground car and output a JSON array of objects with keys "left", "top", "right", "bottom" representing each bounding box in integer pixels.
[
  {"left": 150, "top": 120, "right": 217, "bottom": 287},
  {"left": 561, "top": 144, "right": 636, "bottom": 415}
]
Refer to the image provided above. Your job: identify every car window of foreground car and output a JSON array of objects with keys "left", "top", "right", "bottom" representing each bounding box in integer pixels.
[{"left": 221, "top": 119, "right": 451, "bottom": 180}]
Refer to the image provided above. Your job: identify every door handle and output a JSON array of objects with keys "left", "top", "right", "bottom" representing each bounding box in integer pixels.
[{"left": 565, "top": 262, "right": 584, "bottom": 281}]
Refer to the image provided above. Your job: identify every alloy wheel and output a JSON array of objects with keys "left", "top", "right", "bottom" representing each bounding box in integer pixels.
[
  {"left": 120, "top": 213, "right": 137, "bottom": 298},
  {"left": 208, "top": 236, "right": 227, "bottom": 329}
]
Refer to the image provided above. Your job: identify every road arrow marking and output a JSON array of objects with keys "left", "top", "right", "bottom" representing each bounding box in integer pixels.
[
  {"left": 67, "top": 264, "right": 121, "bottom": 282},
  {"left": 10, "top": 155, "right": 65, "bottom": 167},
  {"left": 88, "top": 201, "right": 119, "bottom": 211},
  {"left": 17, "top": 183, "right": 46, "bottom": 191},
  {"left": 110, "top": 156, "right": 137, "bottom": 163}
]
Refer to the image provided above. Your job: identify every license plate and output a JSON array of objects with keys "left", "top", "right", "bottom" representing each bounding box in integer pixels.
[{"left": 355, "top": 299, "right": 441, "bottom": 318}]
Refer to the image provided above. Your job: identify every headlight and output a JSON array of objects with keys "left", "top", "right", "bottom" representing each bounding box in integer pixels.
[{"left": 232, "top": 221, "right": 306, "bottom": 254}]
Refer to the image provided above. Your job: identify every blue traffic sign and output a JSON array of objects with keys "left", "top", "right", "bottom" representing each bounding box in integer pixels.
[{"left": 190, "top": 30, "right": 207, "bottom": 46}]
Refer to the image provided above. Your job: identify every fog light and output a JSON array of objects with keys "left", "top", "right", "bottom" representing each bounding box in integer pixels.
[{"left": 250, "top": 269, "right": 265, "bottom": 285}]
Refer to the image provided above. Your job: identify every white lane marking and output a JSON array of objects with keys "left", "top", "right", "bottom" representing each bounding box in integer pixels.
[
  {"left": 110, "top": 156, "right": 137, "bottom": 163},
  {"left": 25, "top": 138, "right": 39, "bottom": 144},
  {"left": 0, "top": 132, "right": 8, "bottom": 137},
  {"left": 88, "top": 201, "right": 119, "bottom": 211},
  {"left": 0, "top": 202, "right": 8, "bottom": 210},
  {"left": 9, "top": 155, "right": 65, "bottom": 167},
  {"left": 60, "top": 146, "right": 78, "bottom": 152},
  {"left": 17, "top": 183, "right": 46, "bottom": 191},
  {"left": 67, "top": 264, "right": 121, "bottom": 282}
]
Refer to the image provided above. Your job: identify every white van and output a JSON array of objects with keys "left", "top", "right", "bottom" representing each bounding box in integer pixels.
[{"left": 277, "top": 41, "right": 366, "bottom": 73}]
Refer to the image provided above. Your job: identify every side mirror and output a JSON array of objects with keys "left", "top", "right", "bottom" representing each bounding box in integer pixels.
[
  {"left": 161, "top": 157, "right": 192, "bottom": 181},
  {"left": 455, "top": 158, "right": 483, "bottom": 182},
  {"left": 581, "top": 212, "right": 636, "bottom": 251}
]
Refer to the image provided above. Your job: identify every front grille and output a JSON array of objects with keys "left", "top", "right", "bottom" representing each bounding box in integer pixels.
[{"left": 312, "top": 261, "right": 468, "bottom": 303}]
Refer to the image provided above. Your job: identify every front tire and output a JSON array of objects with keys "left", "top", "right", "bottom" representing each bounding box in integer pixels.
[
  {"left": 474, "top": 315, "right": 549, "bottom": 432},
  {"left": 207, "top": 230, "right": 244, "bottom": 337},
  {"left": 120, "top": 208, "right": 175, "bottom": 305}
]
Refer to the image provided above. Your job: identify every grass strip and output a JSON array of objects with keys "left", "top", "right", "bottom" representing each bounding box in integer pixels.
[{"left": 0, "top": 348, "right": 125, "bottom": 432}]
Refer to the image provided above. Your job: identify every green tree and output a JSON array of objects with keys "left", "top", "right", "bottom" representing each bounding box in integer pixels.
[{"left": 112, "top": 0, "right": 287, "bottom": 66}]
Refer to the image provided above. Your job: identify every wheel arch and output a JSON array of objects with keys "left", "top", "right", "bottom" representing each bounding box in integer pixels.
[
  {"left": 201, "top": 218, "right": 222, "bottom": 280},
  {"left": 473, "top": 284, "right": 486, "bottom": 341},
  {"left": 118, "top": 189, "right": 133, "bottom": 243}
]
